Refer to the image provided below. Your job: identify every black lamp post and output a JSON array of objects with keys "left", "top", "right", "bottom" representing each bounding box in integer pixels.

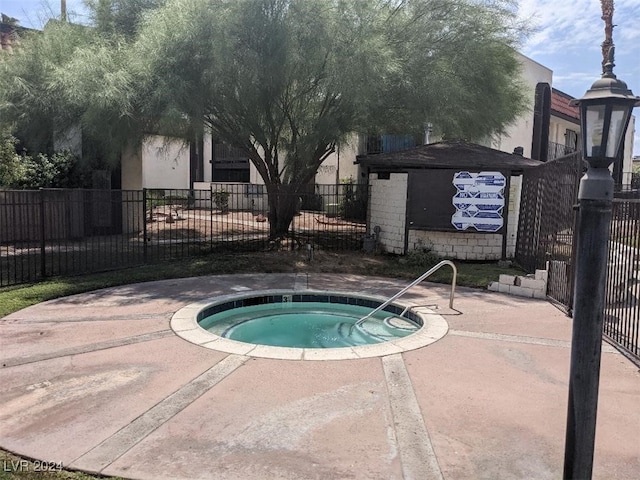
[{"left": 563, "top": 44, "right": 639, "bottom": 480}]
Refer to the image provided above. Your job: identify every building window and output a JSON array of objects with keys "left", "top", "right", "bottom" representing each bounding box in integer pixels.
[
  {"left": 565, "top": 129, "right": 578, "bottom": 151},
  {"left": 212, "top": 143, "right": 250, "bottom": 182},
  {"left": 362, "top": 134, "right": 417, "bottom": 155}
]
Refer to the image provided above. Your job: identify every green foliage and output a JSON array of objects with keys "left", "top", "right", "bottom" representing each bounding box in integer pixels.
[
  {"left": 0, "top": 251, "right": 525, "bottom": 318},
  {"left": 11, "top": 150, "right": 83, "bottom": 189},
  {"left": 404, "top": 247, "right": 442, "bottom": 269},
  {"left": 85, "top": 0, "right": 167, "bottom": 38},
  {"left": 339, "top": 179, "right": 367, "bottom": 221},
  {"left": 0, "top": 22, "right": 91, "bottom": 154},
  {"left": 131, "top": 0, "right": 529, "bottom": 235},
  {"left": 0, "top": 128, "right": 86, "bottom": 188},
  {"left": 1, "top": 0, "right": 530, "bottom": 234},
  {"left": 0, "top": 3, "right": 156, "bottom": 167},
  {"left": 0, "top": 130, "right": 26, "bottom": 187},
  {"left": 213, "top": 189, "right": 230, "bottom": 213},
  {"left": 145, "top": 189, "right": 188, "bottom": 209}
]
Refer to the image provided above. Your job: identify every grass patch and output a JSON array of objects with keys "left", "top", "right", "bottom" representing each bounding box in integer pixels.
[{"left": 0, "top": 251, "right": 525, "bottom": 318}]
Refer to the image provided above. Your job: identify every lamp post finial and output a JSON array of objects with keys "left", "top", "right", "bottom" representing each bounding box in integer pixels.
[{"left": 601, "top": 0, "right": 615, "bottom": 75}]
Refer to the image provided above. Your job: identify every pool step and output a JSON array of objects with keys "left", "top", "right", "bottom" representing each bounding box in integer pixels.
[
  {"left": 356, "top": 316, "right": 419, "bottom": 340},
  {"left": 325, "top": 317, "right": 419, "bottom": 347}
]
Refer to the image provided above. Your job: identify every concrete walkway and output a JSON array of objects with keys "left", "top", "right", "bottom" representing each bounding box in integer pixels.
[{"left": 0, "top": 273, "right": 638, "bottom": 480}]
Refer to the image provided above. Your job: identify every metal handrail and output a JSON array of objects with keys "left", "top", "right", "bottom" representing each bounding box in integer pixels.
[{"left": 356, "top": 260, "right": 457, "bottom": 325}]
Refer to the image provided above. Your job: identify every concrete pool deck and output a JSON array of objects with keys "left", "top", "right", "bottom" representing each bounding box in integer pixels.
[{"left": 0, "top": 273, "right": 638, "bottom": 479}]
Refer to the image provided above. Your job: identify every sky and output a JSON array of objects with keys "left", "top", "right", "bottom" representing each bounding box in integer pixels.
[{"left": 1, "top": 0, "right": 639, "bottom": 155}]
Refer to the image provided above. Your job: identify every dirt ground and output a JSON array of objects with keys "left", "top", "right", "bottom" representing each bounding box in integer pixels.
[{"left": 146, "top": 207, "right": 365, "bottom": 241}]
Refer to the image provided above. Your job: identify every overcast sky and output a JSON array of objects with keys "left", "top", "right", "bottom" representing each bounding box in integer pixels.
[{"left": 2, "top": 0, "right": 639, "bottom": 155}]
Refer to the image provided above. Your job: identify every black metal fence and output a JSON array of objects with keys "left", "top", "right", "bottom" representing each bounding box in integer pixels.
[
  {"left": 516, "top": 154, "right": 640, "bottom": 364},
  {"left": 515, "top": 152, "right": 583, "bottom": 310},
  {"left": 604, "top": 197, "right": 640, "bottom": 362},
  {"left": 0, "top": 184, "right": 368, "bottom": 287}
]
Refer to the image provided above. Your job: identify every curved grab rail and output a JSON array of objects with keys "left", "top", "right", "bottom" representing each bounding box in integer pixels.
[{"left": 356, "top": 260, "right": 457, "bottom": 325}]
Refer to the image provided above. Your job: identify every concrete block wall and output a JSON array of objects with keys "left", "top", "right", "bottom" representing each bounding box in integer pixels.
[
  {"left": 488, "top": 269, "right": 548, "bottom": 299},
  {"left": 369, "top": 173, "right": 408, "bottom": 254},
  {"left": 408, "top": 230, "right": 503, "bottom": 260}
]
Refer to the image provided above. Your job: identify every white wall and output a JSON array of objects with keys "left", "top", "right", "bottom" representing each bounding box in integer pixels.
[
  {"left": 141, "top": 135, "right": 190, "bottom": 189},
  {"left": 549, "top": 116, "right": 579, "bottom": 147},
  {"left": 622, "top": 115, "right": 636, "bottom": 186},
  {"left": 368, "top": 173, "right": 407, "bottom": 254},
  {"left": 491, "top": 53, "right": 554, "bottom": 157},
  {"left": 315, "top": 136, "right": 360, "bottom": 184},
  {"left": 121, "top": 142, "right": 143, "bottom": 190},
  {"left": 203, "top": 132, "right": 213, "bottom": 183}
]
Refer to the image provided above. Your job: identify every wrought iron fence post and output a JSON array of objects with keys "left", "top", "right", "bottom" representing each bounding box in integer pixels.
[
  {"left": 39, "top": 188, "right": 46, "bottom": 279},
  {"left": 142, "top": 188, "right": 148, "bottom": 264}
]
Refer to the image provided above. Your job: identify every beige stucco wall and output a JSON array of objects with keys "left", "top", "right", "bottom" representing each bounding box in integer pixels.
[
  {"left": 203, "top": 132, "right": 213, "bottom": 183},
  {"left": 549, "top": 109, "right": 635, "bottom": 188},
  {"left": 120, "top": 143, "right": 144, "bottom": 233},
  {"left": 622, "top": 115, "right": 636, "bottom": 186},
  {"left": 491, "top": 53, "right": 553, "bottom": 158},
  {"left": 314, "top": 136, "right": 360, "bottom": 184},
  {"left": 548, "top": 116, "right": 579, "bottom": 147},
  {"left": 121, "top": 143, "right": 143, "bottom": 191},
  {"left": 141, "top": 135, "right": 190, "bottom": 189},
  {"left": 120, "top": 136, "right": 190, "bottom": 190}
]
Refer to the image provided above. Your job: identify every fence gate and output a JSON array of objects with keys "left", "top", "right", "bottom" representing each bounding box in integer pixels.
[{"left": 515, "top": 152, "right": 582, "bottom": 312}]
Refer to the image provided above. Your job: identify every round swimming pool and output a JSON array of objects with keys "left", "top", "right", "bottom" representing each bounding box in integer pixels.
[
  {"left": 171, "top": 290, "right": 449, "bottom": 360},
  {"left": 199, "top": 294, "right": 420, "bottom": 348}
]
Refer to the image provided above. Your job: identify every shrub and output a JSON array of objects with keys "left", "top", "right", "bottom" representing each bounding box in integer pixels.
[
  {"left": 213, "top": 189, "right": 230, "bottom": 213},
  {"left": 0, "top": 131, "right": 26, "bottom": 187},
  {"left": 339, "top": 178, "right": 367, "bottom": 221},
  {"left": 1, "top": 136, "right": 82, "bottom": 189}
]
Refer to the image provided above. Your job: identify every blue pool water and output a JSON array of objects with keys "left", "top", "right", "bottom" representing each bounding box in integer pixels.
[{"left": 198, "top": 298, "right": 421, "bottom": 348}]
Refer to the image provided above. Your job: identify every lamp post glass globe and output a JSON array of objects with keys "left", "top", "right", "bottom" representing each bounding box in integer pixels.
[
  {"left": 573, "top": 61, "right": 640, "bottom": 168},
  {"left": 582, "top": 100, "right": 635, "bottom": 165}
]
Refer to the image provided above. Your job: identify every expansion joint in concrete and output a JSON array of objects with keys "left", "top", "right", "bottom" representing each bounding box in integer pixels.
[
  {"left": 382, "top": 354, "right": 443, "bottom": 480},
  {"left": 2, "top": 330, "right": 175, "bottom": 368},
  {"left": 294, "top": 273, "right": 309, "bottom": 290},
  {"left": 449, "top": 330, "right": 618, "bottom": 353},
  {"left": 70, "top": 354, "right": 249, "bottom": 474}
]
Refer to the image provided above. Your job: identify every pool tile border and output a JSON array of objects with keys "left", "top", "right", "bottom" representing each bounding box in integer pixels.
[{"left": 170, "top": 289, "right": 449, "bottom": 360}]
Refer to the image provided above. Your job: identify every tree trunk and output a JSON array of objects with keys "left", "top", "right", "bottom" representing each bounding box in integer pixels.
[{"left": 267, "top": 183, "right": 301, "bottom": 240}]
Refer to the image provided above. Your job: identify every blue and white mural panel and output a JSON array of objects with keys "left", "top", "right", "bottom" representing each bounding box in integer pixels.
[{"left": 451, "top": 171, "right": 506, "bottom": 233}]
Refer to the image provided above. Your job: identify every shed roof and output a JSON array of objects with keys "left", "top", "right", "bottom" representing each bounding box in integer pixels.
[{"left": 356, "top": 140, "right": 542, "bottom": 172}]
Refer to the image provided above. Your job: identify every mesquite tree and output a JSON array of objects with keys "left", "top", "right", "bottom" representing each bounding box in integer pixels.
[{"left": 1, "top": 0, "right": 529, "bottom": 238}]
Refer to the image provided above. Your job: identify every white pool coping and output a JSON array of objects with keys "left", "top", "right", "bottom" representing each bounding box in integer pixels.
[{"left": 171, "top": 289, "right": 449, "bottom": 360}]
